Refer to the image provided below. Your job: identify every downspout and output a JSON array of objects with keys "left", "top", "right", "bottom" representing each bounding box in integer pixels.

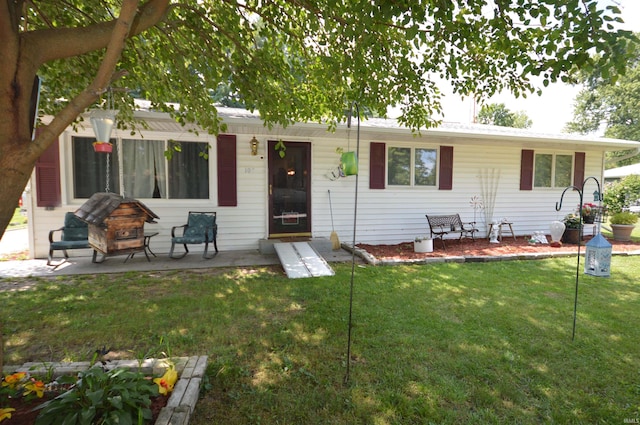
[{"left": 600, "top": 152, "right": 613, "bottom": 233}]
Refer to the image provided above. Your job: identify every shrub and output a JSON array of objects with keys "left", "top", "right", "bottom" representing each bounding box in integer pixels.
[
  {"left": 603, "top": 174, "right": 640, "bottom": 214},
  {"left": 609, "top": 211, "right": 639, "bottom": 225}
]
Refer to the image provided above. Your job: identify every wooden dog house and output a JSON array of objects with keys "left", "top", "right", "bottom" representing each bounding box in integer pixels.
[{"left": 75, "top": 192, "right": 159, "bottom": 259}]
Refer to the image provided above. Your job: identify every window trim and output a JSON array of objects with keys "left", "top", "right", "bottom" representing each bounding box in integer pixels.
[
  {"left": 520, "top": 149, "right": 583, "bottom": 191},
  {"left": 369, "top": 143, "right": 453, "bottom": 190},
  {"left": 67, "top": 133, "right": 217, "bottom": 203},
  {"left": 533, "top": 152, "right": 574, "bottom": 189},
  {"left": 386, "top": 144, "right": 440, "bottom": 188}
]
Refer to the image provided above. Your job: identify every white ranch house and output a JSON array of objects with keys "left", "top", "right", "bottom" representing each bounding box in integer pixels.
[{"left": 24, "top": 107, "right": 640, "bottom": 260}]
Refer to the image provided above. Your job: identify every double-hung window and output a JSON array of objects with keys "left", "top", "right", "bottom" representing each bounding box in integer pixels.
[
  {"left": 72, "top": 137, "right": 209, "bottom": 199},
  {"left": 534, "top": 153, "right": 572, "bottom": 188},
  {"left": 387, "top": 146, "right": 437, "bottom": 186}
]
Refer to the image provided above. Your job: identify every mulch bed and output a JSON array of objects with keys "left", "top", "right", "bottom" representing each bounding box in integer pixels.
[{"left": 356, "top": 235, "right": 640, "bottom": 262}]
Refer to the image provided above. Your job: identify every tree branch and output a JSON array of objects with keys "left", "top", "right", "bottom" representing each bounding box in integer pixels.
[
  {"left": 31, "top": 1, "right": 159, "bottom": 155},
  {"left": 22, "top": 0, "right": 170, "bottom": 66}
]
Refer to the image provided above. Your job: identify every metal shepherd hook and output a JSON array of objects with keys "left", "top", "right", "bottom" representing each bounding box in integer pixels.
[
  {"left": 555, "top": 176, "right": 602, "bottom": 341},
  {"left": 344, "top": 101, "right": 360, "bottom": 385}
]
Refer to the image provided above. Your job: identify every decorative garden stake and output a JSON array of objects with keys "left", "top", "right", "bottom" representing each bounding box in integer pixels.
[{"left": 555, "top": 176, "right": 605, "bottom": 341}]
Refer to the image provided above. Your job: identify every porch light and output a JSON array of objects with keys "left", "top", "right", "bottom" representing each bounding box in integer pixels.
[
  {"left": 250, "top": 136, "right": 259, "bottom": 155},
  {"left": 90, "top": 109, "right": 118, "bottom": 153},
  {"left": 584, "top": 233, "right": 612, "bottom": 277}
]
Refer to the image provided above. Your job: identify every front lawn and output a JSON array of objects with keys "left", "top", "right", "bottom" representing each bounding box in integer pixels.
[
  {"left": 8, "top": 207, "right": 27, "bottom": 229},
  {"left": 1, "top": 257, "right": 639, "bottom": 424}
]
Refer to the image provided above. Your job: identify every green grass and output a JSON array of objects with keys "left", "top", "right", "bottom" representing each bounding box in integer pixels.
[
  {"left": 1, "top": 258, "right": 639, "bottom": 424},
  {"left": 8, "top": 207, "right": 27, "bottom": 229}
]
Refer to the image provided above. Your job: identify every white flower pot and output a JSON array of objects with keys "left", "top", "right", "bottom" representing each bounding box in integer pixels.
[{"left": 414, "top": 239, "right": 433, "bottom": 253}]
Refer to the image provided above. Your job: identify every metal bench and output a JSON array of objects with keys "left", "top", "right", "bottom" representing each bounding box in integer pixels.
[
  {"left": 425, "top": 214, "right": 478, "bottom": 249},
  {"left": 48, "top": 212, "right": 91, "bottom": 265}
]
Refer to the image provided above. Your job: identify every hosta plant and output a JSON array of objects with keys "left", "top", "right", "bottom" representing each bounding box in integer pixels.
[{"left": 35, "top": 367, "right": 159, "bottom": 425}]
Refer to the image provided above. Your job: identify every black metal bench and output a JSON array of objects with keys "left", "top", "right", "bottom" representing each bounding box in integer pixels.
[
  {"left": 425, "top": 214, "right": 478, "bottom": 249},
  {"left": 48, "top": 212, "right": 91, "bottom": 266}
]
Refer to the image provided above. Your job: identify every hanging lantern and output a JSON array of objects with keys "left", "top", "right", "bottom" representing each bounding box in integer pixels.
[
  {"left": 340, "top": 151, "right": 358, "bottom": 176},
  {"left": 90, "top": 109, "right": 118, "bottom": 153},
  {"left": 584, "top": 233, "right": 612, "bottom": 277},
  {"left": 593, "top": 189, "right": 602, "bottom": 202}
]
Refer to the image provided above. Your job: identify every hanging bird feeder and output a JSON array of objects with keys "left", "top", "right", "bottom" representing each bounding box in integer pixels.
[
  {"left": 340, "top": 151, "right": 358, "bottom": 176},
  {"left": 90, "top": 109, "right": 118, "bottom": 153}
]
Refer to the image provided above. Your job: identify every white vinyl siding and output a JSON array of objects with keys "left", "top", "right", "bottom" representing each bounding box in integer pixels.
[{"left": 27, "top": 110, "right": 616, "bottom": 259}]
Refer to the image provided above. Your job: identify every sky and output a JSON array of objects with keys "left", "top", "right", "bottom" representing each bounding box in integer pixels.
[{"left": 437, "top": 0, "right": 640, "bottom": 134}]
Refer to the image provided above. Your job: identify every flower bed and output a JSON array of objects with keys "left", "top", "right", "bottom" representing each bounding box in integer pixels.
[
  {"left": 351, "top": 236, "right": 640, "bottom": 265},
  {"left": 1, "top": 356, "right": 207, "bottom": 425}
]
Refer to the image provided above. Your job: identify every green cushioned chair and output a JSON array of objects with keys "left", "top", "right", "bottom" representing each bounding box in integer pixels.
[
  {"left": 48, "top": 212, "right": 91, "bottom": 265},
  {"left": 169, "top": 211, "right": 218, "bottom": 259}
]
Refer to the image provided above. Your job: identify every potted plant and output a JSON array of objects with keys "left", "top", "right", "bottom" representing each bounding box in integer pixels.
[
  {"left": 581, "top": 202, "right": 597, "bottom": 224},
  {"left": 414, "top": 236, "right": 433, "bottom": 253},
  {"left": 609, "top": 211, "right": 638, "bottom": 241},
  {"left": 562, "top": 213, "right": 582, "bottom": 244}
]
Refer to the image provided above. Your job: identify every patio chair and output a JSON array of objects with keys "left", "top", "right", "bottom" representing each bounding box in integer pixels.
[
  {"left": 169, "top": 211, "right": 218, "bottom": 259},
  {"left": 48, "top": 212, "right": 91, "bottom": 266}
]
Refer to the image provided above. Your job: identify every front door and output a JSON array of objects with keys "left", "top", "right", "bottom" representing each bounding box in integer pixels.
[{"left": 268, "top": 141, "right": 311, "bottom": 237}]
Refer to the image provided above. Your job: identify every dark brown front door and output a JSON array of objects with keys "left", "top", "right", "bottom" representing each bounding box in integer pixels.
[{"left": 268, "top": 141, "right": 311, "bottom": 237}]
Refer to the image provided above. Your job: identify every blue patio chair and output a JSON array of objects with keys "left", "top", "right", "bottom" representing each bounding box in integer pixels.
[
  {"left": 48, "top": 212, "right": 91, "bottom": 265},
  {"left": 169, "top": 211, "right": 218, "bottom": 259}
]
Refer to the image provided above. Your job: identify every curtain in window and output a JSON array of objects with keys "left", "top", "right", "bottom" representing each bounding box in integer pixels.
[
  {"left": 169, "top": 142, "right": 209, "bottom": 199},
  {"left": 72, "top": 137, "right": 119, "bottom": 198},
  {"left": 122, "top": 139, "right": 166, "bottom": 198}
]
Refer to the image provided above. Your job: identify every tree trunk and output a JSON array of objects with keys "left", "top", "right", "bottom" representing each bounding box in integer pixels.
[
  {"left": 0, "top": 145, "right": 37, "bottom": 238},
  {"left": 0, "top": 0, "right": 170, "bottom": 241}
]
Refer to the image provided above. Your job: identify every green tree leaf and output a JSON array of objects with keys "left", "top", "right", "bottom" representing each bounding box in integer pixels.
[{"left": 0, "top": 0, "right": 634, "bottom": 239}]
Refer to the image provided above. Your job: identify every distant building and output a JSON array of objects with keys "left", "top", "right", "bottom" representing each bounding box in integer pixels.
[{"left": 603, "top": 162, "right": 640, "bottom": 182}]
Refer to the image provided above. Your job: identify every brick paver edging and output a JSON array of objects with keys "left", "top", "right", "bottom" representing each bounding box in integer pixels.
[{"left": 3, "top": 355, "right": 208, "bottom": 425}]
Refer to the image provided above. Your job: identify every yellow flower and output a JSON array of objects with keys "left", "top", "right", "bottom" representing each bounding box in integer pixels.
[
  {"left": 0, "top": 408, "right": 16, "bottom": 422},
  {"left": 1, "top": 372, "right": 27, "bottom": 388},
  {"left": 153, "top": 364, "right": 178, "bottom": 395},
  {"left": 23, "top": 379, "right": 45, "bottom": 398}
]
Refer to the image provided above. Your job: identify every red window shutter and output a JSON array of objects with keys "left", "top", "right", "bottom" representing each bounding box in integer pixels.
[
  {"left": 35, "top": 136, "right": 61, "bottom": 207},
  {"left": 573, "top": 152, "right": 585, "bottom": 188},
  {"left": 439, "top": 146, "right": 453, "bottom": 190},
  {"left": 520, "top": 149, "right": 534, "bottom": 191},
  {"left": 217, "top": 134, "right": 237, "bottom": 206},
  {"left": 369, "top": 142, "right": 386, "bottom": 189}
]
